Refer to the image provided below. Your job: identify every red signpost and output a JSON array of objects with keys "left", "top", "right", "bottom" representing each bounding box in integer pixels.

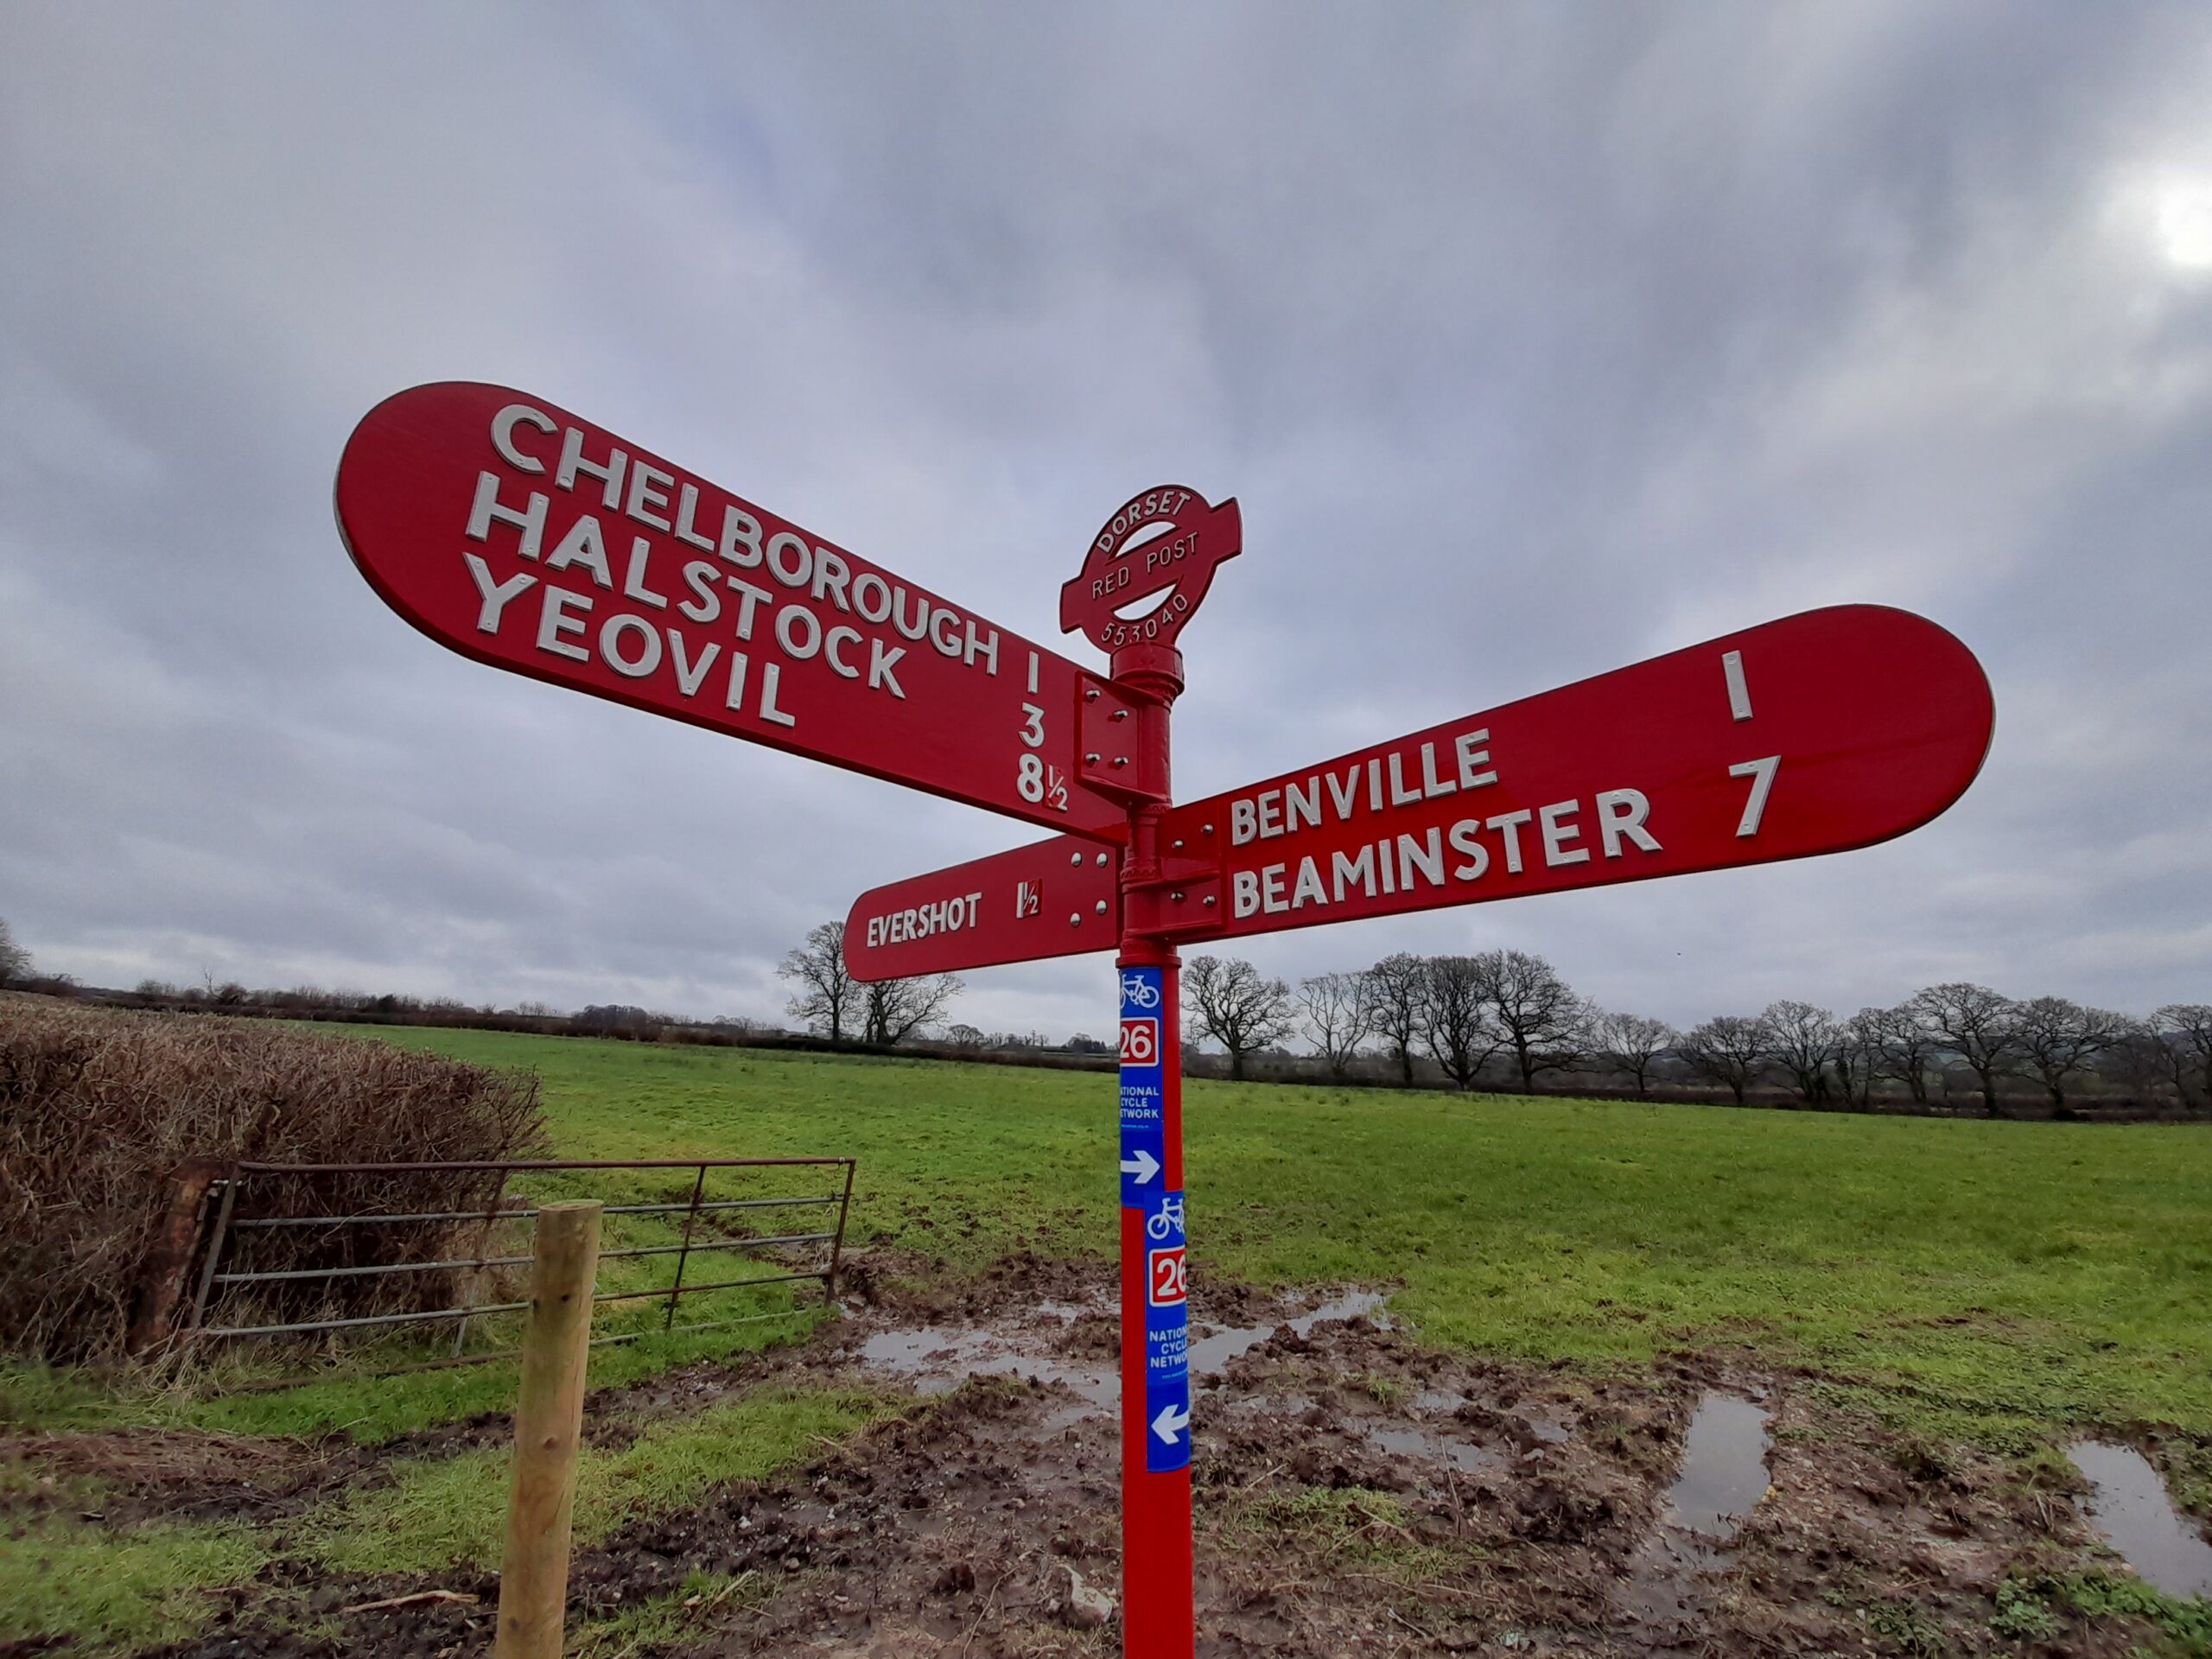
[
  {"left": 335, "top": 383, "right": 1126, "bottom": 842},
  {"left": 850, "top": 604, "right": 1996, "bottom": 976},
  {"left": 847, "top": 833, "right": 1122, "bottom": 981},
  {"left": 1164, "top": 604, "right": 1993, "bottom": 940},
  {"left": 339, "top": 391, "right": 1996, "bottom": 1659}
]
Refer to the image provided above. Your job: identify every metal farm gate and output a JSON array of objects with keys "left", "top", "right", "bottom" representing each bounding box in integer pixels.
[{"left": 131, "top": 1156, "right": 855, "bottom": 1372}]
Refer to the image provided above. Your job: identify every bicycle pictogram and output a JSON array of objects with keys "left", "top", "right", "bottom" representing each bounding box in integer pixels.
[
  {"left": 1121, "top": 972, "right": 1160, "bottom": 1010},
  {"left": 1147, "top": 1194, "right": 1185, "bottom": 1241}
]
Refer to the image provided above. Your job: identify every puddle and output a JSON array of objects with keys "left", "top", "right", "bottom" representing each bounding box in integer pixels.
[
  {"left": 1187, "top": 1287, "right": 1390, "bottom": 1376},
  {"left": 1370, "top": 1426, "right": 1506, "bottom": 1477},
  {"left": 1185, "top": 1322, "right": 1274, "bottom": 1375},
  {"left": 1230, "top": 1393, "right": 1316, "bottom": 1417},
  {"left": 1618, "top": 1391, "right": 1772, "bottom": 1637},
  {"left": 2068, "top": 1441, "right": 2212, "bottom": 1598},
  {"left": 1663, "top": 1393, "right": 1770, "bottom": 1539},
  {"left": 1414, "top": 1389, "right": 1468, "bottom": 1413},
  {"left": 1287, "top": 1287, "right": 1389, "bottom": 1335},
  {"left": 856, "top": 1325, "right": 1116, "bottom": 1409},
  {"left": 856, "top": 1287, "right": 1390, "bottom": 1423}
]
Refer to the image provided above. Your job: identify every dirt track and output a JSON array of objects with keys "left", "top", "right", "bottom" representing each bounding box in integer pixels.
[{"left": 10, "top": 1253, "right": 2202, "bottom": 1657}]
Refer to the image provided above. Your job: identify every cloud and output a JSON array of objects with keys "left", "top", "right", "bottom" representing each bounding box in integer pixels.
[{"left": 3, "top": 3, "right": 2208, "bottom": 1038}]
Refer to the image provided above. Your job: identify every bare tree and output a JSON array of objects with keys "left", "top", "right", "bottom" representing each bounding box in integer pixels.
[
  {"left": 1488, "top": 950, "right": 1588, "bottom": 1092},
  {"left": 1909, "top": 982, "right": 2021, "bottom": 1113},
  {"left": 1681, "top": 1014, "right": 1773, "bottom": 1105},
  {"left": 1593, "top": 1009, "right": 1676, "bottom": 1098},
  {"left": 779, "top": 921, "right": 860, "bottom": 1043},
  {"left": 2008, "top": 995, "right": 2126, "bottom": 1114},
  {"left": 2152, "top": 1004, "right": 2212, "bottom": 1110},
  {"left": 1185, "top": 956, "right": 1298, "bottom": 1082},
  {"left": 0, "top": 918, "right": 29, "bottom": 987},
  {"left": 1420, "top": 955, "right": 1506, "bottom": 1090},
  {"left": 863, "top": 972, "right": 963, "bottom": 1045},
  {"left": 944, "top": 1022, "right": 987, "bottom": 1049},
  {"left": 1832, "top": 1008, "right": 1886, "bottom": 1109},
  {"left": 1762, "top": 1001, "right": 1839, "bottom": 1105},
  {"left": 1867, "top": 1002, "right": 1939, "bottom": 1105},
  {"left": 2102, "top": 1018, "right": 2186, "bottom": 1108},
  {"left": 1300, "top": 970, "right": 1376, "bottom": 1081},
  {"left": 1367, "top": 953, "right": 1427, "bottom": 1084}
]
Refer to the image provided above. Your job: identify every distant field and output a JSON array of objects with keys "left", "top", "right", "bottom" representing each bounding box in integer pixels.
[{"left": 349, "top": 1025, "right": 2212, "bottom": 1439}]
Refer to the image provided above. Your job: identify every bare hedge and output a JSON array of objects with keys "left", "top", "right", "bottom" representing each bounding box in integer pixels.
[{"left": 0, "top": 994, "right": 544, "bottom": 1363}]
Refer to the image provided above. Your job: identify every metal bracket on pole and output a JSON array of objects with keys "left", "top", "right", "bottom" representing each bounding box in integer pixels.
[
  {"left": 1122, "top": 872, "right": 1225, "bottom": 941},
  {"left": 1076, "top": 673, "right": 1169, "bottom": 805}
]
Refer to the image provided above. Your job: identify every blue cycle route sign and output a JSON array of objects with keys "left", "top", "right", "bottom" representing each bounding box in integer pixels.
[
  {"left": 1120, "top": 964, "right": 1189, "bottom": 1472},
  {"left": 1118, "top": 968, "right": 1166, "bottom": 1205}
]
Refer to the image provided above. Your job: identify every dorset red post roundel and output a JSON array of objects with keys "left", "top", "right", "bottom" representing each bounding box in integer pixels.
[{"left": 1058, "top": 486, "right": 1241, "bottom": 652}]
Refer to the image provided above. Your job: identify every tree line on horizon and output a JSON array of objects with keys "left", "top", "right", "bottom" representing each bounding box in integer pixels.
[
  {"left": 770, "top": 919, "right": 2209, "bottom": 1116},
  {"left": 7, "top": 915, "right": 2206, "bottom": 1116},
  {"left": 1177, "top": 949, "right": 2212, "bottom": 1116}
]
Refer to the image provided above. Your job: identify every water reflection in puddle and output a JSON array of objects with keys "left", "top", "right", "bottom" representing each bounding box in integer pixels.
[
  {"left": 1370, "top": 1426, "right": 1506, "bottom": 1476},
  {"left": 856, "top": 1325, "right": 1117, "bottom": 1408},
  {"left": 1289, "top": 1288, "right": 1389, "bottom": 1335},
  {"left": 1663, "top": 1393, "right": 1771, "bottom": 1539},
  {"left": 857, "top": 1289, "right": 1388, "bottom": 1415},
  {"left": 1188, "top": 1288, "right": 1389, "bottom": 1375},
  {"left": 1619, "top": 1392, "right": 1772, "bottom": 1629},
  {"left": 1228, "top": 1393, "right": 1315, "bottom": 1416},
  {"left": 2068, "top": 1441, "right": 2212, "bottom": 1598},
  {"left": 1184, "top": 1322, "right": 1271, "bottom": 1375}
]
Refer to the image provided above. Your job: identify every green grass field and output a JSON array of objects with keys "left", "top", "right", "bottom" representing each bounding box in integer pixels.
[
  {"left": 7, "top": 1025, "right": 2209, "bottom": 1650},
  {"left": 302, "top": 1026, "right": 2202, "bottom": 1442},
  {"left": 354, "top": 1027, "right": 2212, "bottom": 1437}
]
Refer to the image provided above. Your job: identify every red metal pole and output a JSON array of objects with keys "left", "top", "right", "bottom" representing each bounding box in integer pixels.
[
  {"left": 1117, "top": 934, "right": 1189, "bottom": 1656},
  {"left": 1112, "top": 644, "right": 1192, "bottom": 1659}
]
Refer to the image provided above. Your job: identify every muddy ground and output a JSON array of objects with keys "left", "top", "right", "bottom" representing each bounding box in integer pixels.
[{"left": 7, "top": 1252, "right": 2207, "bottom": 1657}]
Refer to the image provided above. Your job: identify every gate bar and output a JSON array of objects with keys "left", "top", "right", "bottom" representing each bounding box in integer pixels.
[
  {"left": 232, "top": 1193, "right": 841, "bottom": 1230},
  {"left": 664, "top": 1164, "right": 709, "bottom": 1332}
]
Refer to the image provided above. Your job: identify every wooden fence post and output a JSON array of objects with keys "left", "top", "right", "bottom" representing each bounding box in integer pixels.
[
  {"left": 495, "top": 1198, "right": 602, "bottom": 1659},
  {"left": 125, "top": 1157, "right": 224, "bottom": 1357}
]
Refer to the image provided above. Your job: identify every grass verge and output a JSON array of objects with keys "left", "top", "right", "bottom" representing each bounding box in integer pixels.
[
  {"left": 0, "top": 1515, "right": 264, "bottom": 1649},
  {"left": 569, "top": 1567, "right": 775, "bottom": 1659},
  {"left": 306, "top": 1385, "right": 887, "bottom": 1575}
]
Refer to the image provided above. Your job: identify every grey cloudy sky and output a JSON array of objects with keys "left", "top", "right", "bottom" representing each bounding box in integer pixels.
[{"left": 4, "top": 3, "right": 2209, "bottom": 1039}]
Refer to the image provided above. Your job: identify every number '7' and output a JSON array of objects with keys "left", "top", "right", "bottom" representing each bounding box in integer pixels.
[{"left": 1729, "top": 755, "right": 1780, "bottom": 837}]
